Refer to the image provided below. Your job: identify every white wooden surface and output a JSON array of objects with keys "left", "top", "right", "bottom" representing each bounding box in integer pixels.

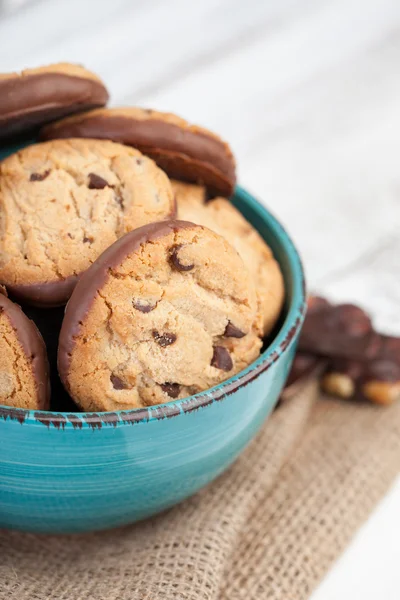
[{"left": 0, "top": 0, "right": 399, "bottom": 597}]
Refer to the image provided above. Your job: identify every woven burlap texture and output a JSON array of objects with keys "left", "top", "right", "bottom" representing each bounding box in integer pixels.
[{"left": 1, "top": 378, "right": 400, "bottom": 600}]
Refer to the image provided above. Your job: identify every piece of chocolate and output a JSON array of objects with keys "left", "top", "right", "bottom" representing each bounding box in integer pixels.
[
  {"left": 132, "top": 298, "right": 156, "bottom": 313},
  {"left": 299, "top": 298, "right": 380, "bottom": 361},
  {"left": 211, "top": 346, "right": 233, "bottom": 371},
  {"left": 170, "top": 244, "right": 194, "bottom": 271},
  {"left": 40, "top": 107, "right": 236, "bottom": 196},
  {"left": 30, "top": 170, "right": 50, "bottom": 182},
  {"left": 152, "top": 330, "right": 177, "bottom": 347},
  {"left": 88, "top": 173, "right": 110, "bottom": 189},
  {"left": 110, "top": 374, "right": 127, "bottom": 390},
  {"left": 160, "top": 383, "right": 180, "bottom": 398},
  {"left": 223, "top": 321, "right": 246, "bottom": 338},
  {"left": 0, "top": 64, "right": 109, "bottom": 141}
]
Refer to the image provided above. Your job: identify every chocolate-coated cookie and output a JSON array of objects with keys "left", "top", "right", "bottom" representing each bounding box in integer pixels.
[
  {"left": 0, "top": 289, "right": 50, "bottom": 409},
  {"left": 58, "top": 221, "right": 262, "bottom": 411},
  {"left": 174, "top": 180, "right": 284, "bottom": 336},
  {"left": 0, "top": 139, "right": 175, "bottom": 307},
  {"left": 0, "top": 63, "right": 108, "bottom": 141},
  {"left": 40, "top": 107, "right": 236, "bottom": 196}
]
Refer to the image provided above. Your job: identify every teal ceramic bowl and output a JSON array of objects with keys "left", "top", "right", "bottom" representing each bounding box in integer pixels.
[{"left": 0, "top": 186, "right": 305, "bottom": 534}]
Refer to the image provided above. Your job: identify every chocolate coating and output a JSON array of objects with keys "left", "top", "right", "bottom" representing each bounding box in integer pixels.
[
  {"left": 41, "top": 113, "right": 236, "bottom": 196},
  {"left": 0, "top": 291, "right": 50, "bottom": 409},
  {"left": 58, "top": 220, "right": 197, "bottom": 390},
  {"left": 0, "top": 72, "right": 108, "bottom": 140},
  {"left": 7, "top": 274, "right": 80, "bottom": 308}
]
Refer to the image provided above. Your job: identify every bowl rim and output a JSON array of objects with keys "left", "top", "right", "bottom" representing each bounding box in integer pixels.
[{"left": 0, "top": 185, "right": 306, "bottom": 429}]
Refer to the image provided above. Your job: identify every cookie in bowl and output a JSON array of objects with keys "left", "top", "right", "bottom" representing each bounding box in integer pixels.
[
  {"left": 40, "top": 107, "right": 236, "bottom": 197},
  {"left": 0, "top": 288, "right": 50, "bottom": 410},
  {"left": 58, "top": 220, "right": 262, "bottom": 411},
  {"left": 0, "top": 138, "right": 175, "bottom": 307},
  {"left": 174, "top": 180, "right": 285, "bottom": 336},
  {"left": 0, "top": 63, "right": 109, "bottom": 141}
]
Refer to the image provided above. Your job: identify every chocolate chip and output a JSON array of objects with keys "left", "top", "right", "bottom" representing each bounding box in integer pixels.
[
  {"left": 110, "top": 374, "right": 127, "bottom": 390},
  {"left": 152, "top": 330, "right": 177, "bottom": 347},
  {"left": 224, "top": 321, "right": 246, "bottom": 338},
  {"left": 88, "top": 173, "right": 110, "bottom": 189},
  {"left": 170, "top": 245, "right": 194, "bottom": 271},
  {"left": 67, "top": 233, "right": 73, "bottom": 239},
  {"left": 160, "top": 383, "right": 180, "bottom": 398},
  {"left": 83, "top": 236, "right": 93, "bottom": 244},
  {"left": 30, "top": 169, "right": 50, "bottom": 182},
  {"left": 135, "top": 158, "right": 143, "bottom": 165},
  {"left": 211, "top": 346, "right": 233, "bottom": 371},
  {"left": 132, "top": 299, "right": 156, "bottom": 313}
]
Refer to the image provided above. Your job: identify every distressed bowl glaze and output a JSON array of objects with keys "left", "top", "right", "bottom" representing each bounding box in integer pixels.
[{"left": 0, "top": 186, "right": 305, "bottom": 534}]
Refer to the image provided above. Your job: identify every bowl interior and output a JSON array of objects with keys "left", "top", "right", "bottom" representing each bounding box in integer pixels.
[{"left": 0, "top": 185, "right": 305, "bottom": 423}]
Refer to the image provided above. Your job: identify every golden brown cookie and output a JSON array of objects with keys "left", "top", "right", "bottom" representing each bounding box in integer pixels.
[
  {"left": 58, "top": 220, "right": 262, "bottom": 411},
  {"left": 0, "top": 63, "right": 108, "bottom": 141},
  {"left": 40, "top": 107, "right": 236, "bottom": 197},
  {"left": 0, "top": 138, "right": 175, "bottom": 307},
  {"left": 0, "top": 289, "right": 50, "bottom": 410},
  {"left": 174, "top": 181, "right": 284, "bottom": 336}
]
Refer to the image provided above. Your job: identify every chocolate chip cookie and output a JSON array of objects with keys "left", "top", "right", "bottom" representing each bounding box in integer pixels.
[
  {"left": 0, "top": 63, "right": 108, "bottom": 141},
  {"left": 0, "top": 138, "right": 175, "bottom": 307},
  {"left": 40, "top": 107, "right": 236, "bottom": 197},
  {"left": 0, "top": 288, "right": 50, "bottom": 409},
  {"left": 58, "top": 220, "right": 262, "bottom": 411},
  {"left": 174, "top": 181, "right": 284, "bottom": 336}
]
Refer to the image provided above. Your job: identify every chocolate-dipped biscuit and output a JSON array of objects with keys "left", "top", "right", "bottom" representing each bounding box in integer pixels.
[
  {"left": 0, "top": 289, "right": 50, "bottom": 409},
  {"left": 0, "top": 139, "right": 175, "bottom": 307},
  {"left": 0, "top": 63, "right": 108, "bottom": 141},
  {"left": 174, "top": 180, "right": 284, "bottom": 335},
  {"left": 40, "top": 107, "right": 236, "bottom": 197},
  {"left": 58, "top": 220, "right": 262, "bottom": 411}
]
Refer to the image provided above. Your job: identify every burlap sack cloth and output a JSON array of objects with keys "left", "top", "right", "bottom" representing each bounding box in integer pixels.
[{"left": 1, "top": 377, "right": 400, "bottom": 599}]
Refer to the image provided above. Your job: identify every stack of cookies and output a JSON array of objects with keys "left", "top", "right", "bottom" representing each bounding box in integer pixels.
[{"left": 0, "top": 63, "right": 285, "bottom": 413}]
